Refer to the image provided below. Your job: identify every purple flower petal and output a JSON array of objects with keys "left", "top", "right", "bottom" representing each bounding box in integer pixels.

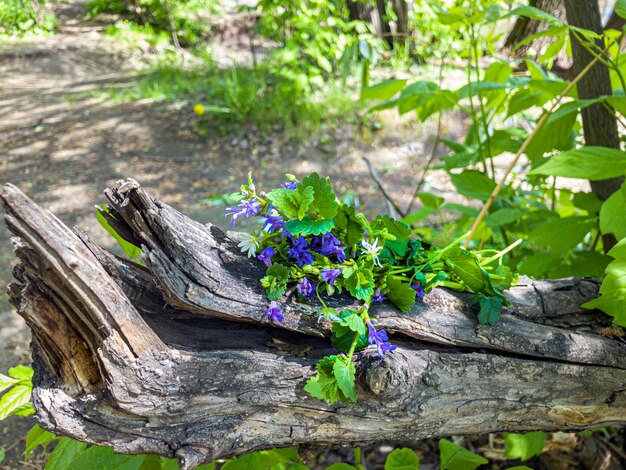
[
  {"left": 264, "top": 301, "right": 284, "bottom": 323},
  {"left": 258, "top": 246, "right": 275, "bottom": 267}
]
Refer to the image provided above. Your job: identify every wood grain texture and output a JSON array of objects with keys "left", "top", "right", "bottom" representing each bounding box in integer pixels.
[{"left": 2, "top": 180, "right": 626, "bottom": 469}]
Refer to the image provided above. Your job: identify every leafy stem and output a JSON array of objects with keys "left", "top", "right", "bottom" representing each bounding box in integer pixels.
[{"left": 463, "top": 39, "right": 613, "bottom": 248}]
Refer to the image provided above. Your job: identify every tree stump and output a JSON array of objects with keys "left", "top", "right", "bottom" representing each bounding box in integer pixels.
[{"left": 2, "top": 180, "right": 626, "bottom": 469}]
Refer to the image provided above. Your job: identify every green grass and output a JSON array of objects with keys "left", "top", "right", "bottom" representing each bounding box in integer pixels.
[{"left": 97, "top": 54, "right": 361, "bottom": 138}]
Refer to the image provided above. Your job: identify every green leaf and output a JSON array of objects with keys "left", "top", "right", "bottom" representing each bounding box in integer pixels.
[
  {"left": 417, "top": 192, "right": 445, "bottom": 210},
  {"left": 582, "top": 238, "right": 626, "bottom": 325},
  {"left": 361, "top": 79, "right": 407, "bottom": 101},
  {"left": 386, "top": 277, "right": 416, "bottom": 313},
  {"left": 525, "top": 109, "right": 577, "bottom": 162},
  {"left": 449, "top": 171, "right": 496, "bottom": 201},
  {"left": 507, "top": 88, "right": 547, "bottom": 117},
  {"left": 0, "top": 373, "right": 18, "bottom": 394},
  {"left": 222, "top": 449, "right": 300, "bottom": 470},
  {"left": 70, "top": 445, "right": 149, "bottom": 469},
  {"left": 546, "top": 99, "right": 599, "bottom": 125},
  {"left": 384, "top": 448, "right": 420, "bottom": 470},
  {"left": 304, "top": 372, "right": 340, "bottom": 404},
  {"left": 342, "top": 264, "right": 374, "bottom": 301},
  {"left": 505, "top": 6, "right": 563, "bottom": 27},
  {"left": 372, "top": 215, "right": 411, "bottom": 256},
  {"left": 0, "top": 448, "right": 4, "bottom": 464},
  {"left": 316, "top": 355, "right": 340, "bottom": 376},
  {"left": 439, "top": 439, "right": 488, "bottom": 470},
  {"left": 600, "top": 190, "right": 626, "bottom": 240},
  {"left": 444, "top": 252, "right": 494, "bottom": 295},
  {"left": 268, "top": 186, "right": 315, "bottom": 220},
  {"left": 331, "top": 319, "right": 368, "bottom": 353},
  {"left": 517, "top": 252, "right": 561, "bottom": 278},
  {"left": 401, "top": 207, "right": 435, "bottom": 225},
  {"left": 504, "top": 432, "right": 547, "bottom": 461},
  {"left": 417, "top": 90, "right": 458, "bottom": 121},
  {"left": 457, "top": 81, "right": 512, "bottom": 99},
  {"left": 529, "top": 216, "right": 595, "bottom": 253},
  {"left": 341, "top": 312, "right": 367, "bottom": 336},
  {"left": 45, "top": 438, "right": 87, "bottom": 470},
  {"left": 261, "top": 263, "right": 290, "bottom": 301},
  {"left": 8, "top": 365, "right": 33, "bottom": 383},
  {"left": 25, "top": 424, "right": 57, "bottom": 460},
  {"left": 528, "top": 147, "right": 626, "bottom": 180},
  {"left": 475, "top": 295, "right": 504, "bottom": 325},
  {"left": 300, "top": 172, "right": 339, "bottom": 219},
  {"left": 572, "top": 192, "right": 602, "bottom": 214},
  {"left": 0, "top": 384, "right": 33, "bottom": 420},
  {"left": 96, "top": 207, "right": 142, "bottom": 261},
  {"left": 485, "top": 208, "right": 523, "bottom": 227},
  {"left": 285, "top": 218, "right": 335, "bottom": 236},
  {"left": 333, "top": 359, "right": 357, "bottom": 403},
  {"left": 616, "top": 0, "right": 626, "bottom": 19},
  {"left": 333, "top": 205, "right": 365, "bottom": 247}
]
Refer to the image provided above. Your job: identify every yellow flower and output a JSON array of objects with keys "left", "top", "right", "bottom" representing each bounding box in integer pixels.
[{"left": 193, "top": 103, "right": 205, "bottom": 116}]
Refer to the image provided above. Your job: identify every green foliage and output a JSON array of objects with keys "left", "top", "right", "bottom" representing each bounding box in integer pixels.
[
  {"left": 261, "top": 263, "right": 290, "bottom": 300},
  {"left": 96, "top": 205, "right": 142, "bottom": 261},
  {"left": 529, "top": 147, "right": 626, "bottom": 180},
  {"left": 0, "top": 365, "right": 34, "bottom": 420},
  {"left": 221, "top": 448, "right": 300, "bottom": 469},
  {"left": 233, "top": 173, "right": 515, "bottom": 405},
  {"left": 384, "top": 448, "right": 420, "bottom": 470},
  {"left": 100, "top": 57, "right": 358, "bottom": 138},
  {"left": 253, "top": 0, "right": 379, "bottom": 92},
  {"left": 474, "top": 294, "right": 504, "bottom": 325},
  {"left": 439, "top": 439, "right": 488, "bottom": 470},
  {"left": 0, "top": 0, "right": 56, "bottom": 37},
  {"left": 304, "top": 355, "right": 356, "bottom": 405},
  {"left": 583, "top": 238, "right": 626, "bottom": 325},
  {"left": 85, "top": 0, "right": 218, "bottom": 46},
  {"left": 386, "top": 277, "right": 417, "bottom": 313},
  {"left": 24, "top": 424, "right": 56, "bottom": 460},
  {"left": 503, "top": 432, "right": 547, "bottom": 461}
]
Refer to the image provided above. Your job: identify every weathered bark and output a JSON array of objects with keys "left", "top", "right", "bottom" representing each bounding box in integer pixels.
[
  {"left": 3, "top": 180, "right": 626, "bottom": 470},
  {"left": 564, "top": 0, "right": 624, "bottom": 252}
]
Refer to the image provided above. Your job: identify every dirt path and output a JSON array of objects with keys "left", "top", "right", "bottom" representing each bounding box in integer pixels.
[{"left": 0, "top": 2, "right": 455, "bottom": 466}]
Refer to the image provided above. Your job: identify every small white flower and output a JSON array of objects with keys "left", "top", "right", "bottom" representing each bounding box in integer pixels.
[
  {"left": 238, "top": 233, "right": 260, "bottom": 258},
  {"left": 361, "top": 237, "right": 383, "bottom": 267}
]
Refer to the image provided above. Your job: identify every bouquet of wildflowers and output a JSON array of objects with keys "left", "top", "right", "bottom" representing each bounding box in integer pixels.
[{"left": 227, "top": 173, "right": 512, "bottom": 404}]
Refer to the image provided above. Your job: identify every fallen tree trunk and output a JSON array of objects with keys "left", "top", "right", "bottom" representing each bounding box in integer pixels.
[{"left": 2, "top": 180, "right": 626, "bottom": 469}]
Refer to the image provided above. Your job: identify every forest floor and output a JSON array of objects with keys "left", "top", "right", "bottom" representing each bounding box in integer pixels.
[{"left": 0, "top": 1, "right": 466, "bottom": 467}]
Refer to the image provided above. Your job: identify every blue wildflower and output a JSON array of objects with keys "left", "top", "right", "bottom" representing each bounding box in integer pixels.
[
  {"left": 281, "top": 181, "right": 299, "bottom": 190},
  {"left": 372, "top": 290, "right": 386, "bottom": 303},
  {"left": 321, "top": 233, "right": 340, "bottom": 253},
  {"left": 226, "top": 199, "right": 261, "bottom": 227},
  {"left": 288, "top": 236, "right": 314, "bottom": 267},
  {"left": 330, "top": 245, "right": 346, "bottom": 262},
  {"left": 366, "top": 321, "right": 396, "bottom": 358},
  {"left": 258, "top": 246, "right": 275, "bottom": 267},
  {"left": 317, "top": 232, "right": 346, "bottom": 262},
  {"left": 264, "top": 301, "right": 284, "bottom": 323},
  {"left": 297, "top": 277, "right": 315, "bottom": 297},
  {"left": 412, "top": 282, "right": 425, "bottom": 301},
  {"left": 320, "top": 268, "right": 341, "bottom": 286},
  {"left": 263, "top": 213, "right": 284, "bottom": 233}
]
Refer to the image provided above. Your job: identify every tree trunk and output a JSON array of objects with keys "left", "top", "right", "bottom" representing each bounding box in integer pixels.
[
  {"left": 564, "top": 0, "right": 624, "bottom": 252},
  {"left": 504, "top": 0, "right": 564, "bottom": 52},
  {"left": 3, "top": 181, "right": 626, "bottom": 470}
]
